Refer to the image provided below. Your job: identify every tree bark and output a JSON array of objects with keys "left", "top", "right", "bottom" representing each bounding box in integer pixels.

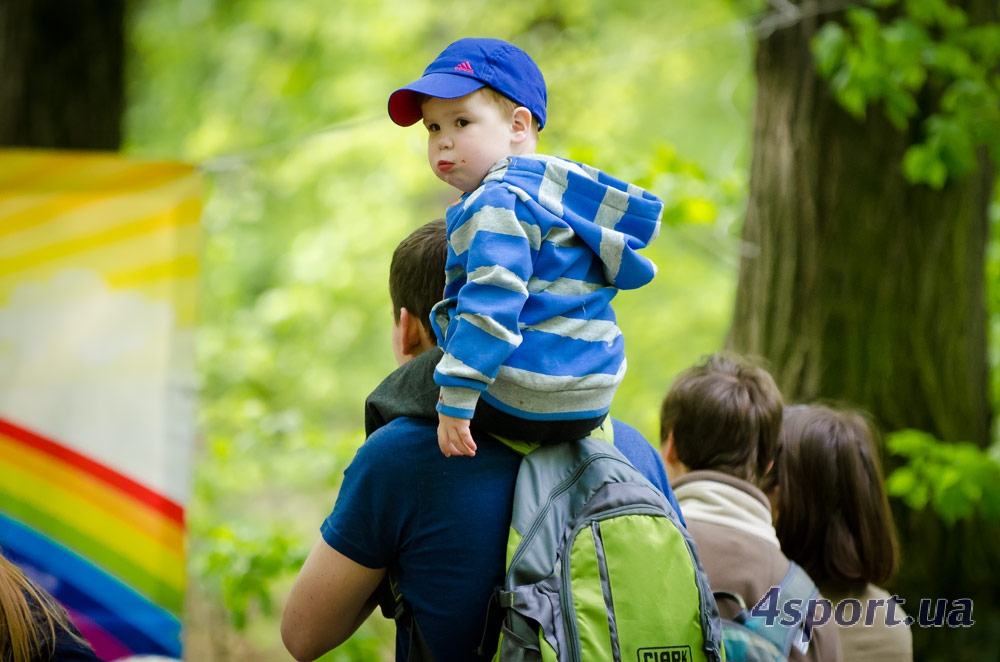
[
  {"left": 0, "top": 0, "right": 124, "bottom": 150},
  {"left": 729, "top": 0, "right": 993, "bottom": 446},
  {"left": 731, "top": 3, "right": 999, "bottom": 658}
]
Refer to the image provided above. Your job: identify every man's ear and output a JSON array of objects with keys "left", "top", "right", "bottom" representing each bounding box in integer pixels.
[
  {"left": 661, "top": 430, "right": 690, "bottom": 484},
  {"left": 661, "top": 431, "right": 679, "bottom": 466},
  {"left": 510, "top": 106, "right": 533, "bottom": 145},
  {"left": 398, "top": 307, "right": 423, "bottom": 356},
  {"left": 399, "top": 307, "right": 435, "bottom": 360}
]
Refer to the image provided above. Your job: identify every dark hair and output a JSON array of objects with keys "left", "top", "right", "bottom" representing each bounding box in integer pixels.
[
  {"left": 389, "top": 219, "right": 448, "bottom": 340},
  {"left": 659, "top": 351, "right": 783, "bottom": 482},
  {"left": 771, "top": 404, "right": 899, "bottom": 589}
]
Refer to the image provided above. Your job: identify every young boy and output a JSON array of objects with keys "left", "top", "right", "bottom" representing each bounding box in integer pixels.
[
  {"left": 659, "top": 352, "right": 843, "bottom": 662},
  {"left": 388, "top": 37, "right": 663, "bottom": 457}
]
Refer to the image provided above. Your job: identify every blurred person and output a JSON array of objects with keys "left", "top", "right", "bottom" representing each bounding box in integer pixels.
[
  {"left": 768, "top": 404, "right": 913, "bottom": 661},
  {"left": 0, "top": 553, "right": 103, "bottom": 661},
  {"left": 659, "top": 351, "right": 842, "bottom": 662},
  {"left": 280, "top": 219, "right": 682, "bottom": 661}
]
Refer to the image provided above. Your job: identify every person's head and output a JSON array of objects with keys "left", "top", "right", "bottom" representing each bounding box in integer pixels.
[
  {"left": 659, "top": 351, "right": 783, "bottom": 484},
  {"left": 1, "top": 553, "right": 93, "bottom": 662},
  {"left": 770, "top": 404, "right": 899, "bottom": 591},
  {"left": 388, "top": 218, "right": 448, "bottom": 366},
  {"left": 388, "top": 38, "right": 546, "bottom": 192}
]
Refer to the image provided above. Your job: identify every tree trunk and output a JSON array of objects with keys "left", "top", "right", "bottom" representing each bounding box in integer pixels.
[
  {"left": 730, "top": 1, "right": 992, "bottom": 446},
  {"left": 730, "top": 3, "right": 999, "bottom": 659},
  {"left": 0, "top": 0, "right": 124, "bottom": 149}
]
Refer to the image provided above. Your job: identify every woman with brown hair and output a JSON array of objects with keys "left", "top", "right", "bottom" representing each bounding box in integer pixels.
[
  {"left": 770, "top": 404, "right": 913, "bottom": 661},
  {"left": 0, "top": 553, "right": 103, "bottom": 661}
]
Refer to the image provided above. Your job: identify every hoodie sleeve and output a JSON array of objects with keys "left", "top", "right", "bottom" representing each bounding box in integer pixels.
[{"left": 434, "top": 187, "right": 532, "bottom": 419}]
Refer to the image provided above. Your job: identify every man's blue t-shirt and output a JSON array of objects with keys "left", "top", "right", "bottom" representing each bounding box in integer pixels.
[{"left": 321, "top": 416, "right": 682, "bottom": 661}]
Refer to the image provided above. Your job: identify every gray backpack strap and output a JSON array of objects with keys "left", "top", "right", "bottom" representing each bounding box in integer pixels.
[
  {"left": 740, "top": 561, "right": 820, "bottom": 657},
  {"left": 774, "top": 562, "right": 820, "bottom": 656}
]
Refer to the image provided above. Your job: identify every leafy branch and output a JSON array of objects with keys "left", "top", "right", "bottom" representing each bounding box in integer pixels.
[
  {"left": 811, "top": 0, "right": 1000, "bottom": 187},
  {"left": 886, "top": 428, "right": 1000, "bottom": 523}
]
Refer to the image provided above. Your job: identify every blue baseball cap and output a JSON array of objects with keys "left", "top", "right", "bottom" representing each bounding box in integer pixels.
[{"left": 388, "top": 38, "right": 547, "bottom": 129}]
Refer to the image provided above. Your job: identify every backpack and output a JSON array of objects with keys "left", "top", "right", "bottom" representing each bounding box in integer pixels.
[
  {"left": 713, "top": 562, "right": 819, "bottom": 662},
  {"left": 481, "top": 431, "right": 724, "bottom": 662}
]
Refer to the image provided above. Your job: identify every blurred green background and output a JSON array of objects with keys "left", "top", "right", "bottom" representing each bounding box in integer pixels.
[{"left": 96, "top": 0, "right": 997, "bottom": 659}]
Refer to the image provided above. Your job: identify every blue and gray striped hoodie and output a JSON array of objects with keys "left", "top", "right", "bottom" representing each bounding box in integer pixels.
[{"left": 431, "top": 154, "right": 662, "bottom": 422}]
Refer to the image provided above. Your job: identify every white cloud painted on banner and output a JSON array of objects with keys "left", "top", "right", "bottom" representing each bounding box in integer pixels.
[{"left": 0, "top": 268, "right": 195, "bottom": 503}]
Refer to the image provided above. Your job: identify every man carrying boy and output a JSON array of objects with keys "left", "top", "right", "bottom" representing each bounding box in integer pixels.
[
  {"left": 281, "top": 220, "right": 682, "bottom": 662},
  {"left": 388, "top": 38, "right": 663, "bottom": 457},
  {"left": 659, "top": 352, "right": 843, "bottom": 662}
]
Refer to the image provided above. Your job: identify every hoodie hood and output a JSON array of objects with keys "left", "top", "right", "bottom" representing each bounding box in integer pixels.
[{"left": 484, "top": 154, "right": 662, "bottom": 290}]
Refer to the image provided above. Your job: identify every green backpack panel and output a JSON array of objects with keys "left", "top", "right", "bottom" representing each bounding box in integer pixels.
[{"left": 490, "top": 434, "right": 724, "bottom": 662}]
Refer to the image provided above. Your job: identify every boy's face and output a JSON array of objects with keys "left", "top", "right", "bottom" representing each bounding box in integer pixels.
[{"left": 422, "top": 91, "right": 515, "bottom": 193}]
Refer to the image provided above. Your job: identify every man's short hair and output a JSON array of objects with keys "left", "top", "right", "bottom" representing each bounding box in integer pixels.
[
  {"left": 659, "top": 351, "right": 783, "bottom": 483},
  {"left": 389, "top": 219, "right": 447, "bottom": 340}
]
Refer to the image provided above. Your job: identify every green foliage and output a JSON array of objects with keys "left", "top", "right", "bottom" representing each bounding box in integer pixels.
[
  {"left": 193, "top": 524, "right": 307, "bottom": 629},
  {"left": 886, "top": 429, "right": 1000, "bottom": 524},
  {"left": 118, "top": 0, "right": 1000, "bottom": 656},
  {"left": 126, "top": 0, "right": 755, "bottom": 652},
  {"left": 991, "top": 191, "right": 1000, "bottom": 420},
  {"left": 813, "top": 5, "right": 1000, "bottom": 528},
  {"left": 810, "top": 0, "right": 1000, "bottom": 188}
]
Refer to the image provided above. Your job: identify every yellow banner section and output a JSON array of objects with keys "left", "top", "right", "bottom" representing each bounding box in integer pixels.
[
  {"left": 0, "top": 149, "right": 202, "bottom": 326},
  {"left": 0, "top": 148, "right": 203, "bottom": 505},
  {"left": 0, "top": 148, "right": 203, "bottom": 659}
]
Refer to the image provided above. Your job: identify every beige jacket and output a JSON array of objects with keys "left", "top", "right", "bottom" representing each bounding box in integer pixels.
[
  {"left": 673, "top": 470, "right": 843, "bottom": 662},
  {"left": 819, "top": 583, "right": 913, "bottom": 662}
]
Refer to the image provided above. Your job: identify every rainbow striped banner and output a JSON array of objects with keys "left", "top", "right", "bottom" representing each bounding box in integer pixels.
[{"left": 0, "top": 149, "right": 202, "bottom": 660}]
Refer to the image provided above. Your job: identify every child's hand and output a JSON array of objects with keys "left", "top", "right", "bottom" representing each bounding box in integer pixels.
[{"left": 438, "top": 413, "right": 477, "bottom": 457}]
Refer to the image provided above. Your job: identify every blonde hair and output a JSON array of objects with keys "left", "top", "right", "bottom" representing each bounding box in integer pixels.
[
  {"left": 477, "top": 87, "right": 541, "bottom": 133},
  {"left": 0, "top": 554, "right": 92, "bottom": 662}
]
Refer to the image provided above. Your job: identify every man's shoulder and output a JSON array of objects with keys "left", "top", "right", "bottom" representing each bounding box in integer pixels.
[
  {"left": 365, "top": 414, "right": 435, "bottom": 440},
  {"left": 609, "top": 417, "right": 642, "bottom": 438},
  {"left": 607, "top": 419, "right": 668, "bottom": 485},
  {"left": 608, "top": 419, "right": 653, "bottom": 463},
  {"left": 606, "top": 419, "right": 683, "bottom": 520},
  {"left": 361, "top": 416, "right": 520, "bottom": 474},
  {"left": 353, "top": 416, "right": 439, "bottom": 471}
]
